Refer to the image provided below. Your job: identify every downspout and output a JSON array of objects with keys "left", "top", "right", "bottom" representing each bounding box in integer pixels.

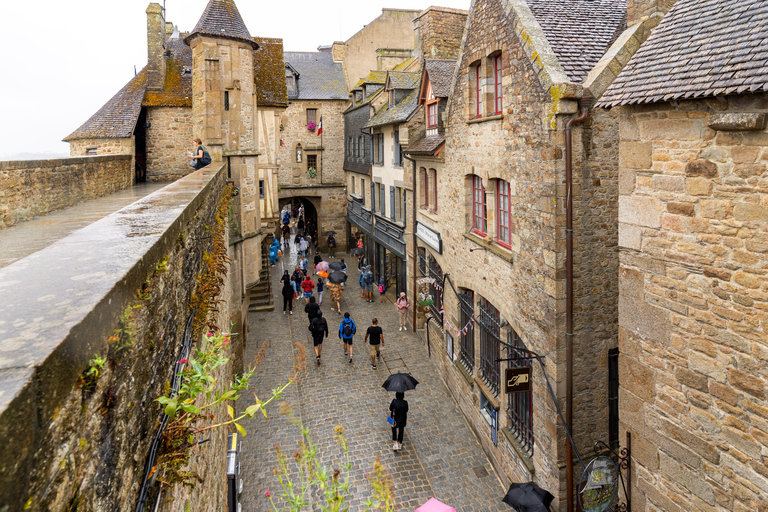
[
  {"left": 403, "top": 153, "right": 418, "bottom": 333},
  {"left": 564, "top": 98, "right": 589, "bottom": 512}
]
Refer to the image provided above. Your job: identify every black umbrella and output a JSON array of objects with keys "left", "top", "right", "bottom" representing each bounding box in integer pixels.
[
  {"left": 323, "top": 230, "right": 337, "bottom": 236},
  {"left": 382, "top": 372, "right": 419, "bottom": 393},
  {"left": 329, "top": 261, "right": 345, "bottom": 271},
  {"left": 328, "top": 271, "right": 348, "bottom": 284},
  {"left": 502, "top": 482, "right": 554, "bottom": 512},
  {"left": 350, "top": 248, "right": 363, "bottom": 256}
]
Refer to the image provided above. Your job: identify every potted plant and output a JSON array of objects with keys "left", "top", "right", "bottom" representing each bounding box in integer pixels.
[
  {"left": 307, "top": 121, "right": 317, "bottom": 132},
  {"left": 307, "top": 167, "right": 317, "bottom": 178}
]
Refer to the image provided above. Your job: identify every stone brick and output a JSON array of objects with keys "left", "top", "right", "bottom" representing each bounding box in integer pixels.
[
  {"left": 620, "top": 356, "right": 655, "bottom": 402},
  {"left": 731, "top": 146, "right": 761, "bottom": 164},
  {"left": 668, "top": 202, "right": 695, "bottom": 216},
  {"left": 620, "top": 141, "right": 652, "bottom": 169},
  {"left": 675, "top": 367, "right": 709, "bottom": 392},
  {"left": 734, "top": 272, "right": 761, "bottom": 289},
  {"left": 700, "top": 200, "right": 733, "bottom": 219},
  {"left": 653, "top": 175, "right": 685, "bottom": 192},
  {"left": 686, "top": 159, "right": 718, "bottom": 177},
  {"left": 686, "top": 177, "right": 713, "bottom": 195},
  {"left": 733, "top": 163, "right": 767, "bottom": 178},
  {"left": 639, "top": 119, "right": 701, "bottom": 140},
  {"left": 619, "top": 195, "right": 663, "bottom": 227},
  {"left": 659, "top": 452, "right": 715, "bottom": 503},
  {"left": 728, "top": 368, "right": 766, "bottom": 400},
  {"left": 733, "top": 203, "right": 768, "bottom": 222}
]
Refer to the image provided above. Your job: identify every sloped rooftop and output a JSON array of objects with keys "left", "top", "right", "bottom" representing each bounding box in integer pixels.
[
  {"left": 597, "top": 0, "right": 768, "bottom": 107},
  {"left": 405, "top": 134, "right": 445, "bottom": 155},
  {"left": 143, "top": 38, "right": 193, "bottom": 108},
  {"left": 424, "top": 59, "right": 456, "bottom": 97},
  {"left": 254, "top": 37, "right": 288, "bottom": 107},
  {"left": 284, "top": 51, "right": 348, "bottom": 100},
  {"left": 365, "top": 88, "right": 420, "bottom": 128},
  {"left": 526, "top": 0, "right": 626, "bottom": 84},
  {"left": 187, "top": 0, "right": 256, "bottom": 47},
  {"left": 388, "top": 71, "right": 420, "bottom": 90}
]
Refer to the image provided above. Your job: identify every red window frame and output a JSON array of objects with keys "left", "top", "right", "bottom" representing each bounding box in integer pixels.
[
  {"left": 427, "top": 102, "right": 438, "bottom": 128},
  {"left": 432, "top": 169, "right": 438, "bottom": 213},
  {"left": 474, "top": 65, "right": 482, "bottom": 118},
  {"left": 494, "top": 54, "right": 503, "bottom": 115},
  {"left": 497, "top": 179, "right": 511, "bottom": 248},
  {"left": 423, "top": 168, "right": 429, "bottom": 208},
  {"left": 472, "top": 175, "right": 487, "bottom": 235}
]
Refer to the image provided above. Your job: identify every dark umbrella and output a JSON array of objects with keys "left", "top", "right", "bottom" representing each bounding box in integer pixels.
[
  {"left": 381, "top": 372, "right": 419, "bottom": 393},
  {"left": 329, "top": 261, "right": 345, "bottom": 271},
  {"left": 323, "top": 230, "right": 337, "bottom": 236},
  {"left": 502, "top": 482, "right": 554, "bottom": 512},
  {"left": 328, "top": 271, "right": 348, "bottom": 284},
  {"left": 350, "top": 248, "right": 363, "bottom": 255}
]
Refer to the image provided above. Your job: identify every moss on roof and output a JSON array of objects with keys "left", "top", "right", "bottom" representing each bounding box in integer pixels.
[
  {"left": 143, "top": 39, "right": 193, "bottom": 107},
  {"left": 254, "top": 37, "right": 288, "bottom": 107}
]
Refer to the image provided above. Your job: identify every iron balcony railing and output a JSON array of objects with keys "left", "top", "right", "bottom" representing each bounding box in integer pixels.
[
  {"left": 458, "top": 291, "right": 474, "bottom": 373},
  {"left": 477, "top": 299, "right": 501, "bottom": 396},
  {"left": 506, "top": 330, "right": 534, "bottom": 457}
]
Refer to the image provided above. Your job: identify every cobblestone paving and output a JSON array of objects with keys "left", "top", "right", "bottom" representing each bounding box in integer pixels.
[{"left": 237, "top": 227, "right": 507, "bottom": 512}]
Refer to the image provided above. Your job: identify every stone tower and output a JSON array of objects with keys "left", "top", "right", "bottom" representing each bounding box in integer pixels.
[{"left": 185, "top": 0, "right": 262, "bottom": 289}]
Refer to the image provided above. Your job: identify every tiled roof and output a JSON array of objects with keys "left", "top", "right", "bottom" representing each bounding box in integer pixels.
[
  {"left": 405, "top": 134, "right": 445, "bottom": 155},
  {"left": 597, "top": 0, "right": 768, "bottom": 107},
  {"left": 424, "top": 59, "right": 456, "bottom": 97},
  {"left": 254, "top": 37, "right": 288, "bottom": 107},
  {"left": 364, "top": 88, "right": 420, "bottom": 128},
  {"left": 393, "top": 57, "right": 417, "bottom": 71},
  {"left": 187, "top": 0, "right": 257, "bottom": 47},
  {"left": 352, "top": 70, "right": 388, "bottom": 91},
  {"left": 527, "top": 0, "right": 626, "bottom": 83},
  {"left": 388, "top": 71, "right": 420, "bottom": 90},
  {"left": 63, "top": 70, "right": 147, "bottom": 141},
  {"left": 143, "top": 38, "right": 193, "bottom": 107},
  {"left": 284, "top": 51, "right": 348, "bottom": 100}
]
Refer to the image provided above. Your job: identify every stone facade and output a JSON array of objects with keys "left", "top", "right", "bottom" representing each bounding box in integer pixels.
[
  {"left": 69, "top": 137, "right": 134, "bottom": 157},
  {"left": 617, "top": 94, "right": 768, "bottom": 512},
  {"left": 0, "top": 155, "right": 133, "bottom": 229},
  {"left": 145, "top": 106, "right": 194, "bottom": 181},
  {"left": 414, "top": 7, "right": 468, "bottom": 60}
]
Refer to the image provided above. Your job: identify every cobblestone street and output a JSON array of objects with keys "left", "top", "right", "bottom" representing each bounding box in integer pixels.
[{"left": 236, "top": 232, "right": 507, "bottom": 512}]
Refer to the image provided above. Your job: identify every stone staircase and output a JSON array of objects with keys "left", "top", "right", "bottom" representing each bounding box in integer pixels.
[{"left": 248, "top": 252, "right": 274, "bottom": 312}]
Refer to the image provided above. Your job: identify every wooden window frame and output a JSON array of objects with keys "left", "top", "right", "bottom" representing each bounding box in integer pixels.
[
  {"left": 306, "top": 108, "right": 317, "bottom": 125},
  {"left": 472, "top": 175, "right": 487, "bottom": 236},
  {"left": 496, "top": 179, "right": 511, "bottom": 248},
  {"left": 307, "top": 154, "right": 317, "bottom": 171},
  {"left": 474, "top": 65, "right": 482, "bottom": 119},
  {"left": 494, "top": 54, "right": 503, "bottom": 115},
  {"left": 427, "top": 102, "right": 438, "bottom": 128}
]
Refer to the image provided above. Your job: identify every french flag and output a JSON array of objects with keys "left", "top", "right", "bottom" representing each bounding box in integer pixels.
[{"left": 317, "top": 117, "right": 322, "bottom": 136}]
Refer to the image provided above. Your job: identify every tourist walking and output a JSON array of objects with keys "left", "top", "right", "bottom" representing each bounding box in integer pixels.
[
  {"left": 309, "top": 310, "right": 328, "bottom": 365},
  {"left": 359, "top": 266, "right": 367, "bottom": 298},
  {"left": 327, "top": 281, "right": 342, "bottom": 314},
  {"left": 327, "top": 234, "right": 336, "bottom": 258},
  {"left": 396, "top": 292, "right": 410, "bottom": 331},
  {"left": 301, "top": 275, "right": 315, "bottom": 304},
  {"left": 363, "top": 266, "right": 375, "bottom": 303},
  {"left": 338, "top": 312, "right": 356, "bottom": 363},
  {"left": 389, "top": 392, "right": 408, "bottom": 451},
  {"left": 304, "top": 296, "right": 320, "bottom": 327},
  {"left": 299, "top": 237, "right": 310, "bottom": 257},
  {"left": 299, "top": 255, "right": 309, "bottom": 276},
  {"left": 364, "top": 318, "right": 384, "bottom": 370},
  {"left": 378, "top": 278, "right": 386, "bottom": 303},
  {"left": 269, "top": 238, "right": 280, "bottom": 267},
  {"left": 281, "top": 272, "right": 294, "bottom": 315},
  {"left": 313, "top": 252, "right": 323, "bottom": 275},
  {"left": 317, "top": 277, "right": 325, "bottom": 305}
]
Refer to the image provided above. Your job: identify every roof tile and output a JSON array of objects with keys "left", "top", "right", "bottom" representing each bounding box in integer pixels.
[{"left": 284, "top": 51, "right": 347, "bottom": 101}]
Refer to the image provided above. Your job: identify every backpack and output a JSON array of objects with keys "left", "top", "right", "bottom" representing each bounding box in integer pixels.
[
  {"left": 312, "top": 318, "right": 327, "bottom": 337},
  {"left": 364, "top": 271, "right": 374, "bottom": 285},
  {"left": 378, "top": 283, "right": 385, "bottom": 294},
  {"left": 199, "top": 146, "right": 212, "bottom": 166},
  {"left": 343, "top": 322, "right": 353, "bottom": 338}
]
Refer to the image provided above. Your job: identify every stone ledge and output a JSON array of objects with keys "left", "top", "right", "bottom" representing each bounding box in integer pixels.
[
  {"left": 455, "top": 358, "right": 475, "bottom": 386},
  {"left": 463, "top": 233, "right": 515, "bottom": 264},
  {"left": 222, "top": 150, "right": 261, "bottom": 157},
  {"left": 474, "top": 376, "right": 501, "bottom": 410},
  {"left": 0, "top": 154, "right": 131, "bottom": 171},
  {"left": 501, "top": 427, "right": 536, "bottom": 475},
  {"left": 467, "top": 114, "right": 503, "bottom": 125}
]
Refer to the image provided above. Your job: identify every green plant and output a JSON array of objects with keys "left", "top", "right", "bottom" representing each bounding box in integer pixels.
[
  {"left": 79, "top": 355, "right": 106, "bottom": 389},
  {"left": 108, "top": 307, "right": 136, "bottom": 356},
  {"left": 156, "top": 256, "right": 169, "bottom": 273},
  {"left": 307, "top": 167, "right": 317, "bottom": 179}
]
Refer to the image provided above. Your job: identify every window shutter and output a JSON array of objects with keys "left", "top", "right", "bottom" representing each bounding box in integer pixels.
[
  {"left": 371, "top": 181, "right": 376, "bottom": 211},
  {"left": 390, "top": 186, "right": 396, "bottom": 221},
  {"left": 394, "top": 130, "right": 401, "bottom": 167}
]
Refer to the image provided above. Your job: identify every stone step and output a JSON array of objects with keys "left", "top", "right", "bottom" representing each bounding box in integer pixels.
[{"left": 248, "top": 303, "right": 275, "bottom": 312}]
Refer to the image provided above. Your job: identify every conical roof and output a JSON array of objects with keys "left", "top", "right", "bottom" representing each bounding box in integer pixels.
[{"left": 186, "top": 0, "right": 257, "bottom": 48}]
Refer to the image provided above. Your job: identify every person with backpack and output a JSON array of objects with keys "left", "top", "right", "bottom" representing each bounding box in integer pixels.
[
  {"left": 378, "top": 278, "right": 386, "bottom": 303},
  {"left": 339, "top": 312, "right": 356, "bottom": 363},
  {"left": 396, "top": 292, "right": 411, "bottom": 331},
  {"left": 188, "top": 138, "right": 212, "bottom": 170},
  {"left": 304, "top": 296, "right": 320, "bottom": 328},
  {"left": 301, "top": 275, "right": 315, "bottom": 304},
  {"left": 389, "top": 392, "right": 409, "bottom": 451},
  {"left": 316, "top": 277, "right": 325, "bottom": 305},
  {"left": 280, "top": 271, "right": 294, "bottom": 315},
  {"left": 309, "top": 310, "right": 328, "bottom": 365},
  {"left": 363, "top": 266, "right": 375, "bottom": 303},
  {"left": 327, "top": 235, "right": 337, "bottom": 258}
]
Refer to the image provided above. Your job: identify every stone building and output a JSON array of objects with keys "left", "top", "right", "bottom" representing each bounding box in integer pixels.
[
  {"left": 423, "top": 0, "right": 669, "bottom": 508},
  {"left": 597, "top": 1, "right": 768, "bottom": 510},
  {"left": 279, "top": 49, "right": 348, "bottom": 250}
]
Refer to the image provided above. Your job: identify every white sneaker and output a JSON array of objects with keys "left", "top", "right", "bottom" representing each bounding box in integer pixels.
[
  {"left": 403, "top": 327, "right": 407, "bottom": 331},
  {"left": 393, "top": 443, "right": 398, "bottom": 451},
  {"left": 398, "top": 442, "right": 403, "bottom": 450}
]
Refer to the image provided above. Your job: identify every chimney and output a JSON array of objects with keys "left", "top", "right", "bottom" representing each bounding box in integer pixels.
[
  {"left": 627, "top": 0, "right": 675, "bottom": 27},
  {"left": 146, "top": 3, "right": 166, "bottom": 90}
]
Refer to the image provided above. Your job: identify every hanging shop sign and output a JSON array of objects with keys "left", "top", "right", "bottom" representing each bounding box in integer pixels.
[
  {"left": 415, "top": 221, "right": 442, "bottom": 254},
  {"left": 505, "top": 367, "right": 532, "bottom": 394}
]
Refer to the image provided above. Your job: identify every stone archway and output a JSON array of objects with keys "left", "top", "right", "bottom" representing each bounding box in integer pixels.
[{"left": 278, "top": 186, "right": 348, "bottom": 252}]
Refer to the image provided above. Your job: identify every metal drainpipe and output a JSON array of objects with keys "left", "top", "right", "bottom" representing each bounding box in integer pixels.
[
  {"left": 564, "top": 98, "right": 589, "bottom": 512},
  {"left": 403, "top": 153, "right": 418, "bottom": 333}
]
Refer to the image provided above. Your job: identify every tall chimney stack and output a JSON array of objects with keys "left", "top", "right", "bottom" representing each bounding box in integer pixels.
[{"left": 146, "top": 3, "right": 166, "bottom": 90}]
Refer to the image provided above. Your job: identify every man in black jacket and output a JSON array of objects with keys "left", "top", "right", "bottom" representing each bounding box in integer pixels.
[
  {"left": 309, "top": 310, "right": 328, "bottom": 365},
  {"left": 305, "top": 296, "right": 320, "bottom": 328}
]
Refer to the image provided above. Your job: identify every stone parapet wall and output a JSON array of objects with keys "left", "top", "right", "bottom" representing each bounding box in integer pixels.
[
  {"left": 0, "top": 154, "right": 133, "bottom": 229},
  {"left": 69, "top": 137, "right": 134, "bottom": 157},
  {"left": 617, "top": 94, "right": 768, "bottom": 512},
  {"left": 0, "top": 164, "right": 243, "bottom": 511},
  {"left": 146, "top": 106, "right": 195, "bottom": 181}
]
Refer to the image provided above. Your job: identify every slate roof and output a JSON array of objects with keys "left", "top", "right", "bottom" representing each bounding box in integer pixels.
[
  {"left": 597, "top": 0, "right": 768, "bottom": 107},
  {"left": 254, "top": 37, "right": 288, "bottom": 107},
  {"left": 424, "top": 59, "right": 456, "bottom": 97},
  {"left": 284, "top": 51, "right": 348, "bottom": 100},
  {"left": 388, "top": 71, "right": 420, "bottom": 90},
  {"left": 364, "top": 88, "right": 420, "bottom": 128},
  {"left": 405, "top": 134, "right": 445, "bottom": 155},
  {"left": 527, "top": 0, "right": 626, "bottom": 83},
  {"left": 186, "top": 0, "right": 257, "bottom": 48},
  {"left": 143, "top": 38, "right": 193, "bottom": 107},
  {"left": 352, "top": 70, "right": 388, "bottom": 91},
  {"left": 63, "top": 69, "right": 147, "bottom": 141}
]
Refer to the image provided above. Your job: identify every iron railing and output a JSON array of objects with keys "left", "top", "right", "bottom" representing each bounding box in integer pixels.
[
  {"left": 458, "top": 291, "right": 474, "bottom": 373},
  {"left": 506, "top": 329, "right": 534, "bottom": 457},
  {"left": 418, "top": 251, "right": 444, "bottom": 323},
  {"left": 477, "top": 299, "right": 501, "bottom": 396}
]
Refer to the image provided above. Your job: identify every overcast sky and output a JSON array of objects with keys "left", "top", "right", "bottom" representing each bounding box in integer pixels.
[{"left": 0, "top": 0, "right": 470, "bottom": 159}]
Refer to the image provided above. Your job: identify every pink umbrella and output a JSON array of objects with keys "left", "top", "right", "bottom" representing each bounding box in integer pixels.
[
  {"left": 316, "top": 261, "right": 330, "bottom": 272},
  {"left": 415, "top": 498, "right": 456, "bottom": 512}
]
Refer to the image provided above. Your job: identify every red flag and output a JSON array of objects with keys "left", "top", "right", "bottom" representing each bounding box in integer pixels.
[{"left": 317, "top": 117, "right": 322, "bottom": 136}]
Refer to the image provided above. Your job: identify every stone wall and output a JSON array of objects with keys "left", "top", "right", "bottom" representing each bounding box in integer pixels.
[
  {"left": 0, "top": 154, "right": 133, "bottom": 229},
  {"left": 69, "top": 137, "right": 134, "bottom": 157},
  {"left": 617, "top": 94, "right": 768, "bottom": 512},
  {"left": 0, "top": 164, "right": 247, "bottom": 511},
  {"left": 279, "top": 185, "right": 349, "bottom": 252},
  {"left": 415, "top": 6, "right": 468, "bottom": 60},
  {"left": 146, "top": 106, "right": 194, "bottom": 181}
]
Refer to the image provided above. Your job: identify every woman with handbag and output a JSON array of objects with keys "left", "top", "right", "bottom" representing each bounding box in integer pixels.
[{"left": 389, "top": 392, "right": 408, "bottom": 451}]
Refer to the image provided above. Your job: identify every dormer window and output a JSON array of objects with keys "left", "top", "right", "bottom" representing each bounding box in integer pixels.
[
  {"left": 355, "top": 91, "right": 362, "bottom": 102},
  {"left": 388, "top": 89, "right": 394, "bottom": 107},
  {"left": 286, "top": 76, "right": 294, "bottom": 89},
  {"left": 182, "top": 67, "right": 192, "bottom": 76},
  {"left": 427, "top": 103, "right": 437, "bottom": 128}
]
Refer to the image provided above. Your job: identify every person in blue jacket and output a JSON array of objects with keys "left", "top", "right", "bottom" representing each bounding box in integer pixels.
[
  {"left": 339, "top": 312, "right": 356, "bottom": 363},
  {"left": 269, "top": 238, "right": 280, "bottom": 266}
]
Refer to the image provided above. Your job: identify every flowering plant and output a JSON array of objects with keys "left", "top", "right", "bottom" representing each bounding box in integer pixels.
[
  {"left": 307, "top": 122, "right": 317, "bottom": 132},
  {"left": 307, "top": 167, "right": 318, "bottom": 179}
]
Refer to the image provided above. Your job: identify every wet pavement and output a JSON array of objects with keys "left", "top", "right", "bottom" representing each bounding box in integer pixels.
[
  {"left": 236, "top": 223, "right": 508, "bottom": 512},
  {"left": 0, "top": 182, "right": 167, "bottom": 268}
]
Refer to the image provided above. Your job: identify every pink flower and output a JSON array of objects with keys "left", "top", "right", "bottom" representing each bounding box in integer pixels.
[
  {"left": 223, "top": 339, "right": 229, "bottom": 346},
  {"left": 207, "top": 332, "right": 214, "bottom": 337},
  {"left": 264, "top": 490, "right": 271, "bottom": 498},
  {"left": 179, "top": 358, "right": 188, "bottom": 364},
  {"left": 365, "top": 472, "right": 370, "bottom": 478}
]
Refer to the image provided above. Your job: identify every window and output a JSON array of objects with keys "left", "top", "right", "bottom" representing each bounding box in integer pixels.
[
  {"left": 427, "top": 102, "right": 438, "bottom": 128},
  {"left": 224, "top": 91, "right": 230, "bottom": 111},
  {"left": 259, "top": 180, "right": 264, "bottom": 198},
  {"left": 478, "top": 298, "right": 501, "bottom": 396},
  {"left": 432, "top": 169, "right": 438, "bottom": 213},
  {"left": 423, "top": 168, "right": 429, "bottom": 208},
  {"left": 388, "top": 89, "right": 394, "bottom": 107},
  {"left": 390, "top": 186, "right": 396, "bottom": 221},
  {"left": 494, "top": 54, "right": 502, "bottom": 114},
  {"left": 361, "top": 178, "right": 366, "bottom": 205},
  {"left": 377, "top": 134, "right": 384, "bottom": 165},
  {"left": 507, "top": 329, "right": 533, "bottom": 456},
  {"left": 472, "top": 175, "right": 487, "bottom": 235},
  {"left": 402, "top": 188, "right": 407, "bottom": 224},
  {"left": 307, "top": 154, "right": 317, "bottom": 171},
  {"left": 474, "top": 64, "right": 482, "bottom": 118},
  {"left": 370, "top": 181, "right": 376, "bottom": 211},
  {"left": 394, "top": 129, "right": 402, "bottom": 167},
  {"left": 497, "top": 180, "right": 511, "bottom": 247},
  {"left": 357, "top": 136, "right": 362, "bottom": 158},
  {"left": 459, "top": 290, "right": 475, "bottom": 373},
  {"left": 286, "top": 76, "right": 294, "bottom": 89},
  {"left": 351, "top": 176, "right": 355, "bottom": 195},
  {"left": 380, "top": 183, "right": 386, "bottom": 216},
  {"left": 307, "top": 108, "right": 317, "bottom": 125},
  {"left": 348, "top": 137, "right": 352, "bottom": 156},
  {"left": 86, "top": 147, "right": 97, "bottom": 156}
]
